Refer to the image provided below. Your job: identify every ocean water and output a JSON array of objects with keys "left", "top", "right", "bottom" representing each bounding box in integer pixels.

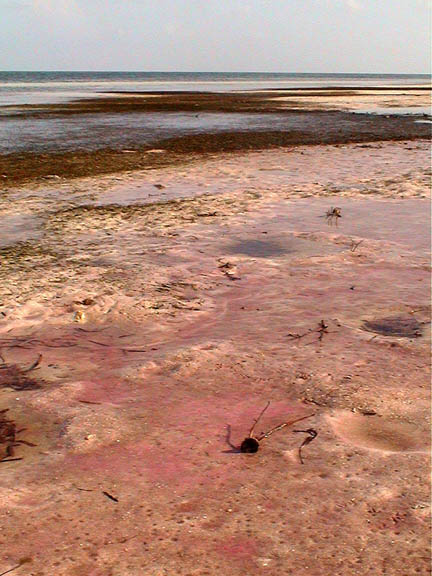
[
  {"left": 0, "top": 71, "right": 430, "bottom": 106},
  {"left": 0, "top": 72, "right": 429, "bottom": 156}
]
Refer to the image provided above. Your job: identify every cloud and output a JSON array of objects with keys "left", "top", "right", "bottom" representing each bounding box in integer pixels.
[
  {"left": 1, "top": 0, "right": 32, "bottom": 8},
  {"left": 32, "top": 0, "right": 79, "bottom": 15},
  {"left": 165, "top": 20, "right": 182, "bottom": 36},
  {"left": 345, "top": 0, "right": 362, "bottom": 10}
]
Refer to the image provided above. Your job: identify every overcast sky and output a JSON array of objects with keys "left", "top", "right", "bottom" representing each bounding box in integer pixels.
[{"left": 1, "top": 0, "right": 430, "bottom": 73}]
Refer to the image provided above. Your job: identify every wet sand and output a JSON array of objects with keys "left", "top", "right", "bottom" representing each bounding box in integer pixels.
[
  {"left": 0, "top": 138, "right": 430, "bottom": 575},
  {"left": 262, "top": 86, "right": 431, "bottom": 112}
]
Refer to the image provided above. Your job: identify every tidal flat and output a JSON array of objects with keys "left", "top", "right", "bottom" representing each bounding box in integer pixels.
[
  {"left": 0, "top": 89, "right": 430, "bottom": 576},
  {"left": 1, "top": 87, "right": 430, "bottom": 185}
]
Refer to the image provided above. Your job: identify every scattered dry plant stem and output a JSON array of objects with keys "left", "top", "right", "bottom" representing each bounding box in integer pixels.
[
  {"left": 249, "top": 400, "right": 270, "bottom": 438},
  {"left": 293, "top": 428, "right": 318, "bottom": 464},
  {"left": 0, "top": 337, "right": 77, "bottom": 350},
  {"left": 302, "top": 397, "right": 325, "bottom": 407},
  {"left": 350, "top": 239, "right": 363, "bottom": 252},
  {"left": 288, "top": 319, "right": 331, "bottom": 344},
  {"left": 87, "top": 339, "right": 110, "bottom": 347},
  {"left": 286, "top": 329, "right": 312, "bottom": 341},
  {"left": 0, "top": 558, "right": 31, "bottom": 576},
  {"left": 76, "top": 327, "right": 109, "bottom": 333},
  {"left": 118, "top": 534, "right": 139, "bottom": 544},
  {"left": 74, "top": 485, "right": 94, "bottom": 492},
  {"left": 0, "top": 565, "right": 22, "bottom": 576},
  {"left": 102, "top": 491, "right": 119, "bottom": 502},
  {"left": 23, "top": 354, "right": 42, "bottom": 373},
  {"left": 317, "top": 320, "right": 329, "bottom": 342}
]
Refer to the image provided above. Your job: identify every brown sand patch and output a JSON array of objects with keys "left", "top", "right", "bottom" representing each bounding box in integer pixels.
[{"left": 328, "top": 412, "right": 429, "bottom": 453}]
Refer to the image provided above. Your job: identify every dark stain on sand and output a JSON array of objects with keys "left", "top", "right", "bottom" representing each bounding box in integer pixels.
[
  {"left": 362, "top": 316, "right": 423, "bottom": 338},
  {"left": 227, "top": 236, "right": 340, "bottom": 258},
  {"left": 228, "top": 239, "right": 288, "bottom": 258}
]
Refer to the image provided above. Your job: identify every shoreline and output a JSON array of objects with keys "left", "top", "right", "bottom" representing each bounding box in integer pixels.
[{"left": 1, "top": 88, "right": 430, "bottom": 187}]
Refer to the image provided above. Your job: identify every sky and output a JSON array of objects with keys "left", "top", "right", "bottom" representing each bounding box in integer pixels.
[{"left": 1, "top": 0, "right": 430, "bottom": 73}]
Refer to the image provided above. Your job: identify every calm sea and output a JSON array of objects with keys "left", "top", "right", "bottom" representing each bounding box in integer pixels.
[
  {"left": 0, "top": 71, "right": 430, "bottom": 106},
  {"left": 0, "top": 72, "right": 429, "bottom": 155}
]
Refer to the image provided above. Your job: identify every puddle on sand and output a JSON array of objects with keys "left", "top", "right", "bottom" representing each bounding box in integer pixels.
[
  {"left": 362, "top": 316, "right": 423, "bottom": 338},
  {"left": 0, "top": 214, "right": 42, "bottom": 247},
  {"left": 268, "top": 198, "right": 430, "bottom": 254},
  {"left": 226, "top": 235, "right": 340, "bottom": 258}
]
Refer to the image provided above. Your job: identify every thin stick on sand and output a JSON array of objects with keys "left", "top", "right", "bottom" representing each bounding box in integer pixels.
[
  {"left": 257, "top": 413, "right": 315, "bottom": 441},
  {"left": 248, "top": 401, "right": 270, "bottom": 438}
]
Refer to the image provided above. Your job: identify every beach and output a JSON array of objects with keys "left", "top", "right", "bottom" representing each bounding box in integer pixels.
[{"left": 0, "top": 83, "right": 431, "bottom": 576}]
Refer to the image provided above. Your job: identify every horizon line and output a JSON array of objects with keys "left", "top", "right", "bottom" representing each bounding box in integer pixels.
[{"left": 0, "top": 70, "right": 431, "bottom": 76}]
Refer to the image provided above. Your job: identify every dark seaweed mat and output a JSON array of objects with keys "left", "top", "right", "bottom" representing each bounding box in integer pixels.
[{"left": 362, "top": 316, "right": 422, "bottom": 338}]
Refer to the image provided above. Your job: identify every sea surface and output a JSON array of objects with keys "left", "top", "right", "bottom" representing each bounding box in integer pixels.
[
  {"left": 0, "top": 72, "right": 429, "bottom": 156},
  {"left": 0, "top": 71, "right": 430, "bottom": 106}
]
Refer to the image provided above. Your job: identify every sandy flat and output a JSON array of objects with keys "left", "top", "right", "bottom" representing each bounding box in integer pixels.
[
  {"left": 0, "top": 140, "right": 430, "bottom": 576},
  {"left": 265, "top": 89, "right": 431, "bottom": 111}
]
